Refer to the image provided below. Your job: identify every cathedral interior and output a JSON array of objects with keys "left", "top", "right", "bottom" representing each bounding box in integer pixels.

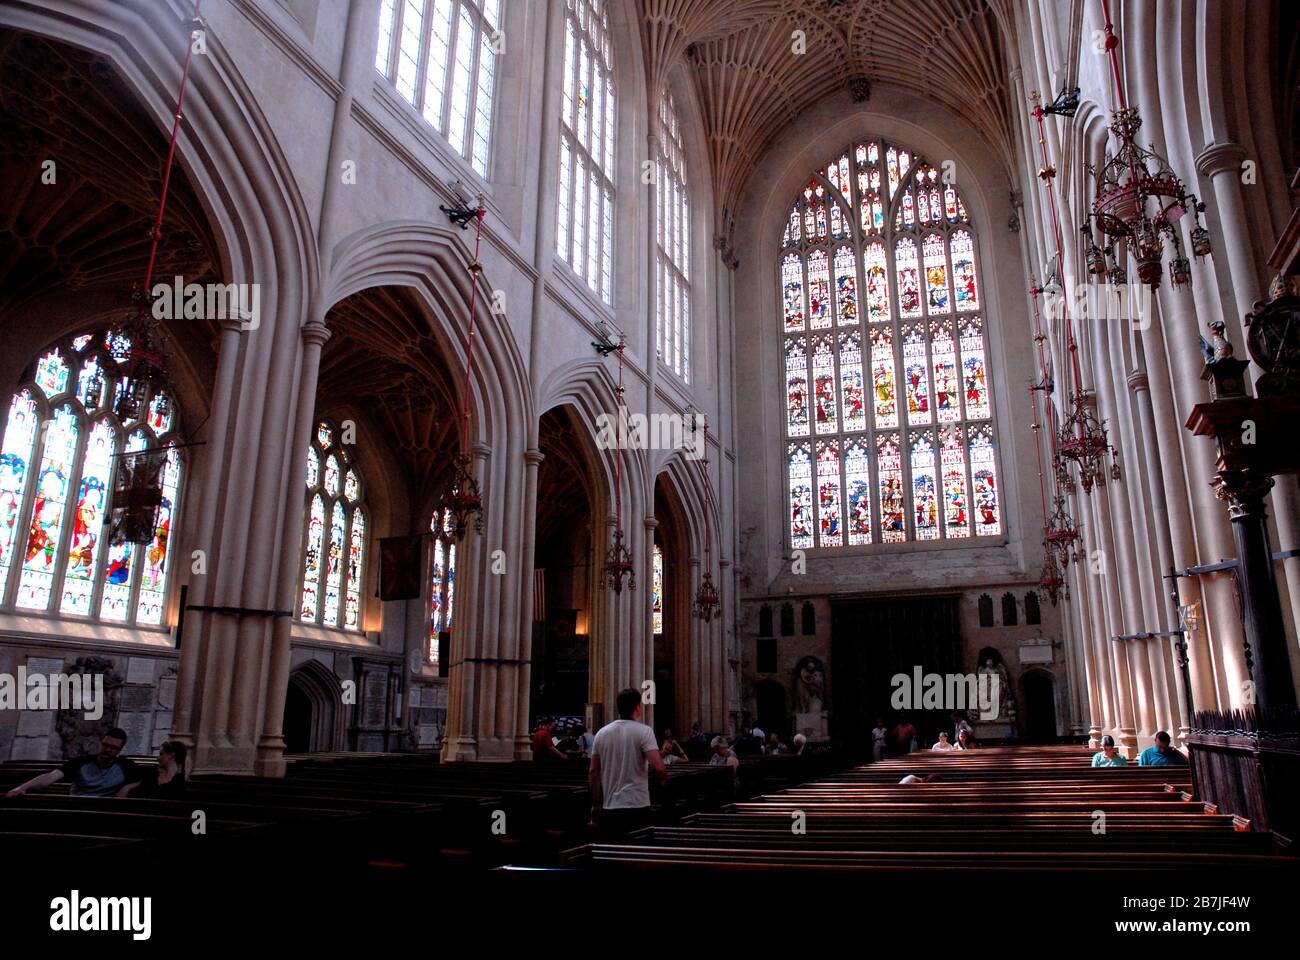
[{"left": 0, "top": 0, "right": 1298, "bottom": 936}]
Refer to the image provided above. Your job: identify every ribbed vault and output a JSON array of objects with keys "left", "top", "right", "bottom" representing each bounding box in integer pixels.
[{"left": 637, "top": 0, "right": 1016, "bottom": 246}]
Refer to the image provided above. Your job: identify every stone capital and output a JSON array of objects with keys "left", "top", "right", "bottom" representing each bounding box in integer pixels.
[
  {"left": 523, "top": 448, "right": 544, "bottom": 467},
  {"left": 643, "top": 516, "right": 659, "bottom": 530},
  {"left": 1196, "top": 141, "right": 1248, "bottom": 179},
  {"left": 1126, "top": 369, "right": 1149, "bottom": 393},
  {"left": 301, "top": 319, "right": 332, "bottom": 347}
]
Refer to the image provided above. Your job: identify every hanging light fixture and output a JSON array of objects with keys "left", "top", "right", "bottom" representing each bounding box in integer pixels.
[
  {"left": 1043, "top": 494, "right": 1082, "bottom": 567},
  {"left": 437, "top": 194, "right": 489, "bottom": 540},
  {"left": 600, "top": 335, "right": 634, "bottom": 593},
  {"left": 1088, "top": 0, "right": 1209, "bottom": 292},
  {"left": 1055, "top": 391, "right": 1118, "bottom": 494},
  {"left": 692, "top": 417, "right": 721, "bottom": 622},
  {"left": 1039, "top": 549, "right": 1067, "bottom": 606}
]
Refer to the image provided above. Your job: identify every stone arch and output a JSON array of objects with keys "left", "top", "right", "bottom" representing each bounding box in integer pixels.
[{"left": 284, "top": 660, "right": 345, "bottom": 753}]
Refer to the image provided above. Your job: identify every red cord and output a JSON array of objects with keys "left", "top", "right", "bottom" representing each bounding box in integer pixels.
[{"left": 460, "top": 205, "right": 486, "bottom": 456}]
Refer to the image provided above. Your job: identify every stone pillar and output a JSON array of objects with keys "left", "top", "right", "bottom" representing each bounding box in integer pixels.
[
  {"left": 255, "top": 318, "right": 331, "bottom": 776},
  {"left": 513, "top": 448, "right": 543, "bottom": 758}
]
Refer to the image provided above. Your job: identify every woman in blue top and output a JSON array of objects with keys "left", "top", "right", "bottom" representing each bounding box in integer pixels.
[{"left": 1090, "top": 734, "right": 1128, "bottom": 767}]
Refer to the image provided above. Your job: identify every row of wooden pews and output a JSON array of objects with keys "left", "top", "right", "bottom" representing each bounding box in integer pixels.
[
  {"left": 561, "top": 745, "right": 1300, "bottom": 872},
  {"left": 0, "top": 752, "right": 739, "bottom": 873}
]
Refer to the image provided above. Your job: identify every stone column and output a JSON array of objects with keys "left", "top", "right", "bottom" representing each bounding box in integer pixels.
[
  {"left": 255, "top": 318, "right": 331, "bottom": 776},
  {"left": 513, "top": 448, "right": 543, "bottom": 758}
]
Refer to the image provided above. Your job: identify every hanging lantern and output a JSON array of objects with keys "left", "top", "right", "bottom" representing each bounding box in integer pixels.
[
  {"left": 602, "top": 527, "right": 635, "bottom": 593},
  {"left": 1189, "top": 222, "right": 1212, "bottom": 259},
  {"left": 1132, "top": 222, "right": 1165, "bottom": 288},
  {"left": 83, "top": 368, "right": 106, "bottom": 409},
  {"left": 693, "top": 570, "right": 720, "bottom": 621},
  {"left": 1084, "top": 227, "right": 1107, "bottom": 277},
  {"left": 1107, "top": 261, "right": 1127, "bottom": 286},
  {"left": 1168, "top": 252, "right": 1192, "bottom": 289},
  {"left": 1039, "top": 549, "right": 1067, "bottom": 606},
  {"left": 437, "top": 453, "right": 483, "bottom": 540}
]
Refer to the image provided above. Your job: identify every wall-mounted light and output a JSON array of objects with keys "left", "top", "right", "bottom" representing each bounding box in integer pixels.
[{"left": 575, "top": 609, "right": 589, "bottom": 636}]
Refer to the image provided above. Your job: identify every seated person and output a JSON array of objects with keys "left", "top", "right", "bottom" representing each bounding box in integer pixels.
[
  {"left": 708, "top": 736, "right": 740, "bottom": 776},
  {"left": 119, "top": 740, "right": 188, "bottom": 798},
  {"left": 791, "top": 733, "right": 808, "bottom": 756},
  {"left": 1090, "top": 734, "right": 1128, "bottom": 767},
  {"left": 661, "top": 728, "right": 689, "bottom": 765},
  {"left": 531, "top": 719, "right": 568, "bottom": 761},
  {"left": 763, "top": 733, "right": 789, "bottom": 756},
  {"left": 5, "top": 728, "right": 140, "bottom": 798},
  {"left": 555, "top": 725, "right": 584, "bottom": 759},
  {"left": 1138, "top": 730, "right": 1187, "bottom": 766},
  {"left": 687, "top": 721, "right": 708, "bottom": 745},
  {"left": 930, "top": 732, "right": 958, "bottom": 752},
  {"left": 955, "top": 729, "right": 973, "bottom": 750}
]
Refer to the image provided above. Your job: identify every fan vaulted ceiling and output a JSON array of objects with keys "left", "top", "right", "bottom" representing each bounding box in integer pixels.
[{"left": 639, "top": 0, "right": 1017, "bottom": 244}]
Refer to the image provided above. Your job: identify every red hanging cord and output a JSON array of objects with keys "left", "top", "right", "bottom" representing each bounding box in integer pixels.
[
  {"left": 613, "top": 338, "right": 625, "bottom": 534},
  {"left": 460, "top": 201, "right": 486, "bottom": 457}
]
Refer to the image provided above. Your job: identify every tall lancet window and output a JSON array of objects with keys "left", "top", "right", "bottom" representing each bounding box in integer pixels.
[
  {"left": 375, "top": 0, "right": 501, "bottom": 177},
  {"left": 299, "top": 422, "right": 367, "bottom": 631},
  {"left": 428, "top": 508, "right": 458, "bottom": 664},
  {"left": 0, "top": 331, "right": 184, "bottom": 627},
  {"left": 656, "top": 91, "right": 691, "bottom": 381},
  {"left": 651, "top": 542, "right": 664, "bottom": 636},
  {"left": 780, "top": 140, "right": 1000, "bottom": 550},
  {"left": 556, "top": 0, "right": 616, "bottom": 303}
]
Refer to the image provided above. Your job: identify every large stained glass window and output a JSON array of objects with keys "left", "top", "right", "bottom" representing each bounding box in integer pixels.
[
  {"left": 429, "top": 508, "right": 458, "bottom": 663},
  {"left": 375, "top": 0, "right": 501, "bottom": 178},
  {"left": 778, "top": 138, "right": 1000, "bottom": 547},
  {"left": 299, "top": 421, "right": 367, "bottom": 631},
  {"left": 656, "top": 91, "right": 691, "bottom": 382},
  {"left": 0, "top": 332, "right": 185, "bottom": 626},
  {"left": 556, "top": 0, "right": 616, "bottom": 303}
]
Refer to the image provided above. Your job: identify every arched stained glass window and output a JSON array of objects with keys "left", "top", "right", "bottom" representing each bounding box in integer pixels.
[
  {"left": 429, "top": 508, "right": 458, "bottom": 663},
  {"left": 299, "top": 422, "right": 367, "bottom": 631},
  {"left": 651, "top": 543, "right": 664, "bottom": 636},
  {"left": 780, "top": 139, "right": 1000, "bottom": 548},
  {"left": 556, "top": 0, "right": 616, "bottom": 303},
  {"left": 375, "top": 0, "right": 501, "bottom": 177},
  {"left": 656, "top": 91, "right": 691, "bottom": 381},
  {"left": 0, "top": 332, "right": 184, "bottom": 626}
]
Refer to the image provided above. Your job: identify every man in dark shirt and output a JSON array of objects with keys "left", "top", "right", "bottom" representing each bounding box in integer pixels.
[
  {"left": 4, "top": 728, "right": 141, "bottom": 798},
  {"left": 1138, "top": 730, "right": 1188, "bottom": 766}
]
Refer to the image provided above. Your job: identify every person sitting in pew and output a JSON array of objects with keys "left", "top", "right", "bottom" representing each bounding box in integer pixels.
[
  {"left": 589, "top": 688, "right": 667, "bottom": 837},
  {"left": 898, "top": 773, "right": 940, "bottom": 784},
  {"left": 687, "top": 721, "right": 708, "bottom": 745},
  {"left": 763, "top": 733, "right": 789, "bottom": 756},
  {"left": 1090, "top": 734, "right": 1128, "bottom": 767},
  {"left": 955, "top": 729, "right": 973, "bottom": 750},
  {"left": 791, "top": 733, "right": 808, "bottom": 756},
  {"left": 660, "top": 728, "right": 689, "bottom": 764},
  {"left": 930, "top": 732, "right": 957, "bottom": 752},
  {"left": 708, "top": 736, "right": 740, "bottom": 777},
  {"left": 555, "top": 724, "right": 584, "bottom": 760},
  {"left": 119, "top": 740, "right": 188, "bottom": 798},
  {"left": 5, "top": 728, "right": 141, "bottom": 798},
  {"left": 1138, "top": 731, "right": 1187, "bottom": 766},
  {"left": 531, "top": 719, "right": 569, "bottom": 762}
]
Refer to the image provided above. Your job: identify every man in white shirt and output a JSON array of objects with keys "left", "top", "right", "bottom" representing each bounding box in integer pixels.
[
  {"left": 589, "top": 688, "right": 668, "bottom": 837},
  {"left": 931, "top": 732, "right": 957, "bottom": 752}
]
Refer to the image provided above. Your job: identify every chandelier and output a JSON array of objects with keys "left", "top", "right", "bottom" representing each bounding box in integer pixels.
[
  {"left": 599, "top": 332, "right": 635, "bottom": 593},
  {"left": 1088, "top": 0, "right": 1210, "bottom": 290},
  {"left": 1043, "top": 494, "right": 1082, "bottom": 567},
  {"left": 692, "top": 417, "right": 721, "bottom": 622},
  {"left": 1055, "top": 391, "right": 1119, "bottom": 495},
  {"left": 1038, "top": 549, "right": 1067, "bottom": 606},
  {"left": 437, "top": 194, "right": 489, "bottom": 540}
]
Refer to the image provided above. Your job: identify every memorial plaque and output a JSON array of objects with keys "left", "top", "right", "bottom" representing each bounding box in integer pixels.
[
  {"left": 28, "top": 657, "right": 67, "bottom": 676},
  {"left": 157, "top": 674, "right": 176, "bottom": 709},
  {"left": 116, "top": 711, "right": 152, "bottom": 753},
  {"left": 11, "top": 736, "right": 50, "bottom": 760},
  {"left": 361, "top": 671, "right": 389, "bottom": 727},
  {"left": 17, "top": 710, "right": 53, "bottom": 737},
  {"left": 119, "top": 684, "right": 155, "bottom": 711},
  {"left": 127, "top": 657, "right": 155, "bottom": 684}
]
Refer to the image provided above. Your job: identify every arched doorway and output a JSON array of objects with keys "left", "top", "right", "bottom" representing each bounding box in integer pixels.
[
  {"left": 1022, "top": 670, "right": 1057, "bottom": 743},
  {"left": 283, "top": 662, "right": 344, "bottom": 753},
  {"left": 531, "top": 407, "right": 599, "bottom": 725},
  {"left": 754, "top": 679, "right": 786, "bottom": 742}
]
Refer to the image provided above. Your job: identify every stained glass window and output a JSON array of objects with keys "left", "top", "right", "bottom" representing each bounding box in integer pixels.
[
  {"left": 656, "top": 91, "right": 691, "bottom": 382},
  {"left": 776, "top": 138, "right": 998, "bottom": 548},
  {"left": 651, "top": 543, "right": 663, "bottom": 636},
  {"left": 0, "top": 332, "right": 184, "bottom": 626},
  {"left": 429, "top": 509, "right": 458, "bottom": 663},
  {"left": 556, "top": 0, "right": 616, "bottom": 303},
  {"left": 375, "top": 0, "right": 500, "bottom": 178},
  {"left": 299, "top": 421, "right": 367, "bottom": 631}
]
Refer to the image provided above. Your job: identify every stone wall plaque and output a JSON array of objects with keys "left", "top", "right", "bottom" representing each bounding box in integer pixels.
[
  {"left": 116, "top": 711, "right": 152, "bottom": 754},
  {"left": 1018, "top": 640, "right": 1054, "bottom": 665},
  {"left": 11, "top": 736, "right": 50, "bottom": 760},
  {"left": 360, "top": 670, "right": 389, "bottom": 728},
  {"left": 126, "top": 658, "right": 155, "bottom": 684},
  {"left": 27, "top": 657, "right": 67, "bottom": 676}
]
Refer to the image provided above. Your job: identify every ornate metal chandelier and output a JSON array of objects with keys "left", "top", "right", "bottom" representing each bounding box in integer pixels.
[
  {"left": 1088, "top": 0, "right": 1210, "bottom": 290},
  {"left": 1043, "top": 494, "right": 1082, "bottom": 567},
  {"left": 1055, "top": 391, "right": 1119, "bottom": 495},
  {"left": 437, "top": 194, "right": 489, "bottom": 540},
  {"left": 599, "top": 333, "right": 635, "bottom": 593},
  {"left": 1038, "top": 549, "right": 1067, "bottom": 606},
  {"left": 692, "top": 417, "right": 721, "bottom": 622}
]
